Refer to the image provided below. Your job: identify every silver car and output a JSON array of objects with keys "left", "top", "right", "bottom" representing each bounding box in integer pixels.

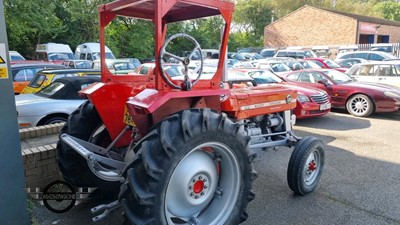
[
  {"left": 15, "top": 76, "right": 100, "bottom": 128},
  {"left": 346, "top": 61, "right": 400, "bottom": 88}
]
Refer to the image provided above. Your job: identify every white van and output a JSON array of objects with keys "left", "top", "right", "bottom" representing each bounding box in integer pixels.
[
  {"left": 35, "top": 43, "right": 75, "bottom": 62},
  {"left": 75, "top": 43, "right": 115, "bottom": 61}
]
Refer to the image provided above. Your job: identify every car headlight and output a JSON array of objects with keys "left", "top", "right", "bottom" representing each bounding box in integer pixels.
[
  {"left": 384, "top": 91, "right": 400, "bottom": 99},
  {"left": 297, "top": 94, "right": 311, "bottom": 103}
]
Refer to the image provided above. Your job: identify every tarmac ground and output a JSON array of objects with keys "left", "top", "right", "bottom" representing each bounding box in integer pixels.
[{"left": 29, "top": 109, "right": 400, "bottom": 225}]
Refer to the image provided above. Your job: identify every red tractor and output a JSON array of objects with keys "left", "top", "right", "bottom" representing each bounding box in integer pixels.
[{"left": 57, "top": 0, "right": 325, "bottom": 224}]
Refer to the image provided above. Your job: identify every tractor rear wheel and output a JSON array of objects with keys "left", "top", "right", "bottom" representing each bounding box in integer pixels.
[
  {"left": 119, "top": 109, "right": 257, "bottom": 225},
  {"left": 287, "top": 136, "right": 325, "bottom": 195},
  {"left": 57, "top": 101, "right": 120, "bottom": 192}
]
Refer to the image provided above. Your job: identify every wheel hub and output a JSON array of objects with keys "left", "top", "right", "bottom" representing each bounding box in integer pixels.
[
  {"left": 307, "top": 160, "right": 316, "bottom": 173},
  {"left": 188, "top": 174, "right": 210, "bottom": 199},
  {"left": 355, "top": 101, "right": 364, "bottom": 110},
  {"left": 304, "top": 152, "right": 320, "bottom": 185}
]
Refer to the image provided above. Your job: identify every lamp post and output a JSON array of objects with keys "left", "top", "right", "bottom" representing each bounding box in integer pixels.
[{"left": 0, "top": 0, "right": 29, "bottom": 224}]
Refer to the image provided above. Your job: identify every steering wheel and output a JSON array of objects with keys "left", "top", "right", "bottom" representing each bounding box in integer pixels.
[{"left": 159, "top": 33, "right": 203, "bottom": 90}]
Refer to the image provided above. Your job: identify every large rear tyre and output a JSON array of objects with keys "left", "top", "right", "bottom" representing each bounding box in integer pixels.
[
  {"left": 287, "top": 136, "right": 325, "bottom": 195},
  {"left": 120, "top": 109, "right": 257, "bottom": 225},
  {"left": 57, "top": 101, "right": 120, "bottom": 192}
]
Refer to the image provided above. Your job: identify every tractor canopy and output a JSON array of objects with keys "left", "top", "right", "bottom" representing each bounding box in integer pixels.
[{"left": 98, "top": 0, "right": 235, "bottom": 91}]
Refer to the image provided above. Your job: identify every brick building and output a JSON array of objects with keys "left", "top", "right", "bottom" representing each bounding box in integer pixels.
[{"left": 264, "top": 5, "right": 400, "bottom": 48}]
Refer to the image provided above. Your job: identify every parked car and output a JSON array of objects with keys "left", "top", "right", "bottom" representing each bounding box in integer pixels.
[
  {"left": 133, "top": 63, "right": 188, "bottom": 77},
  {"left": 274, "top": 50, "right": 307, "bottom": 59},
  {"left": 9, "top": 51, "right": 25, "bottom": 61},
  {"left": 62, "top": 60, "right": 92, "bottom": 69},
  {"left": 370, "top": 43, "right": 394, "bottom": 54},
  {"left": 15, "top": 76, "right": 100, "bottom": 128},
  {"left": 21, "top": 69, "right": 100, "bottom": 94},
  {"left": 336, "top": 58, "right": 369, "bottom": 68},
  {"left": 229, "top": 52, "right": 251, "bottom": 61},
  {"left": 259, "top": 48, "right": 276, "bottom": 58},
  {"left": 237, "top": 47, "right": 262, "bottom": 53},
  {"left": 335, "top": 51, "right": 398, "bottom": 62},
  {"left": 282, "top": 61, "right": 305, "bottom": 71},
  {"left": 337, "top": 45, "right": 358, "bottom": 54},
  {"left": 282, "top": 69, "right": 400, "bottom": 117},
  {"left": 230, "top": 68, "right": 331, "bottom": 119},
  {"left": 305, "top": 58, "right": 347, "bottom": 72},
  {"left": 276, "top": 49, "right": 318, "bottom": 59},
  {"left": 11, "top": 62, "right": 65, "bottom": 94},
  {"left": 120, "top": 58, "right": 141, "bottom": 67},
  {"left": 257, "top": 61, "right": 292, "bottom": 75},
  {"left": 242, "top": 52, "right": 264, "bottom": 60},
  {"left": 311, "top": 46, "right": 330, "bottom": 58},
  {"left": 297, "top": 60, "right": 322, "bottom": 69},
  {"left": 345, "top": 61, "right": 400, "bottom": 88},
  {"left": 92, "top": 59, "right": 136, "bottom": 74}
]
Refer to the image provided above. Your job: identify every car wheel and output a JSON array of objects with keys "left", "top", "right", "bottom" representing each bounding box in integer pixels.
[
  {"left": 346, "top": 94, "right": 374, "bottom": 117},
  {"left": 44, "top": 116, "right": 67, "bottom": 125}
]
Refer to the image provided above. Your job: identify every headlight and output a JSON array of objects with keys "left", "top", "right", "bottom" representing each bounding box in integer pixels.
[
  {"left": 297, "top": 94, "right": 311, "bottom": 103},
  {"left": 384, "top": 91, "right": 400, "bottom": 98}
]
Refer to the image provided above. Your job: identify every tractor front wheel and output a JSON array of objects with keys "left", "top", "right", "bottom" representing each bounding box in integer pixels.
[
  {"left": 119, "top": 109, "right": 257, "bottom": 225},
  {"left": 287, "top": 136, "right": 325, "bottom": 195}
]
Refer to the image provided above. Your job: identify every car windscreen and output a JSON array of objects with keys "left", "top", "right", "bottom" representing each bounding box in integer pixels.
[
  {"left": 270, "top": 62, "right": 291, "bottom": 72},
  {"left": 28, "top": 73, "right": 46, "bottom": 88},
  {"left": 92, "top": 52, "right": 115, "bottom": 60},
  {"left": 48, "top": 53, "right": 75, "bottom": 60},
  {"left": 300, "top": 60, "right": 321, "bottom": 69},
  {"left": 251, "top": 71, "right": 284, "bottom": 84},
  {"left": 113, "top": 62, "right": 135, "bottom": 71},
  {"left": 75, "top": 61, "right": 92, "bottom": 69},
  {"left": 324, "top": 59, "right": 341, "bottom": 68},
  {"left": 35, "top": 81, "right": 65, "bottom": 97},
  {"left": 164, "top": 65, "right": 185, "bottom": 77},
  {"left": 11, "top": 55, "right": 25, "bottom": 61},
  {"left": 321, "top": 70, "right": 353, "bottom": 84}
]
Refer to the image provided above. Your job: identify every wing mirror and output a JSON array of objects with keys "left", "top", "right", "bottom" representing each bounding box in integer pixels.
[{"left": 317, "top": 80, "right": 328, "bottom": 86}]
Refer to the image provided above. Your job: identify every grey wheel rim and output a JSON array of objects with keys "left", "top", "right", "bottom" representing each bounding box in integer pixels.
[
  {"left": 349, "top": 96, "right": 370, "bottom": 116},
  {"left": 165, "top": 142, "right": 241, "bottom": 225},
  {"left": 303, "top": 150, "right": 320, "bottom": 185},
  {"left": 47, "top": 118, "right": 66, "bottom": 124}
]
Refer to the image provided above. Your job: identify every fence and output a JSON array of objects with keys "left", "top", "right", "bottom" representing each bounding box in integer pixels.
[{"left": 357, "top": 43, "right": 400, "bottom": 57}]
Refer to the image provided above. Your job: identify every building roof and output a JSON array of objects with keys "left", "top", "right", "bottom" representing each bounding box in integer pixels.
[
  {"left": 321, "top": 7, "right": 400, "bottom": 27},
  {"left": 267, "top": 5, "right": 400, "bottom": 29}
]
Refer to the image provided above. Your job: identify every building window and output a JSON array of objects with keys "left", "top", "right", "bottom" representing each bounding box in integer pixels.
[{"left": 377, "top": 35, "right": 389, "bottom": 43}]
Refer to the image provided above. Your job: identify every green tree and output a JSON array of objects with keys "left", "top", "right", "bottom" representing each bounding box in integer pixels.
[
  {"left": 234, "top": 0, "right": 274, "bottom": 47},
  {"left": 4, "top": 0, "right": 65, "bottom": 58},
  {"left": 106, "top": 18, "right": 155, "bottom": 60},
  {"left": 372, "top": 0, "right": 400, "bottom": 21},
  {"left": 56, "top": 0, "right": 108, "bottom": 49}
]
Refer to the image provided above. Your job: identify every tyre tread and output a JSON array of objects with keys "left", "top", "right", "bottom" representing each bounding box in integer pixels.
[{"left": 122, "top": 109, "right": 256, "bottom": 224}]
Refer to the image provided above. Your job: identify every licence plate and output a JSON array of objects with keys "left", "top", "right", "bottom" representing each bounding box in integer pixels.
[
  {"left": 320, "top": 102, "right": 331, "bottom": 110},
  {"left": 123, "top": 106, "right": 136, "bottom": 126}
]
